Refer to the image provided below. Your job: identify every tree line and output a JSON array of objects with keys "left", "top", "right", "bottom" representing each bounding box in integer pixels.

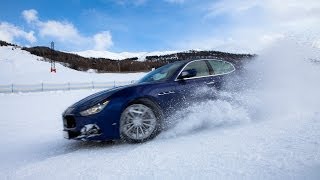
[{"left": 0, "top": 40, "right": 17, "bottom": 47}]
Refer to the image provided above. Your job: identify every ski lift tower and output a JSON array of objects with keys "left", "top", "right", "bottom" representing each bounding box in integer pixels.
[{"left": 50, "top": 41, "right": 56, "bottom": 73}]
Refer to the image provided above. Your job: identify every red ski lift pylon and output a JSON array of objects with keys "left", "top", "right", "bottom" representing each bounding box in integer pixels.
[
  {"left": 50, "top": 41, "right": 56, "bottom": 73},
  {"left": 50, "top": 65, "right": 56, "bottom": 73}
]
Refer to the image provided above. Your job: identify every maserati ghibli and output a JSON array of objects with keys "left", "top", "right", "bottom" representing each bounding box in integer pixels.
[{"left": 62, "top": 59, "right": 235, "bottom": 143}]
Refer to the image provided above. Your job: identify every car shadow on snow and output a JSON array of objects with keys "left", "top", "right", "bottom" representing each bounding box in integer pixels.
[{"left": 53, "top": 139, "right": 127, "bottom": 154}]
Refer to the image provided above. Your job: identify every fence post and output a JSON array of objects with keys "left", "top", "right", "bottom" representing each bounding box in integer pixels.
[
  {"left": 41, "top": 82, "right": 44, "bottom": 91},
  {"left": 68, "top": 82, "right": 70, "bottom": 90},
  {"left": 113, "top": 80, "right": 116, "bottom": 87},
  {"left": 11, "top": 84, "right": 13, "bottom": 93},
  {"left": 92, "top": 81, "right": 94, "bottom": 89}
]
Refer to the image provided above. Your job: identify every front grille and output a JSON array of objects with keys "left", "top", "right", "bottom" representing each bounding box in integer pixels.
[{"left": 64, "top": 115, "right": 76, "bottom": 128}]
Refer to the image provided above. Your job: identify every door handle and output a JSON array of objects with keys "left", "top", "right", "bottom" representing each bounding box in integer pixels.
[
  {"left": 206, "top": 81, "right": 215, "bottom": 85},
  {"left": 158, "top": 91, "right": 175, "bottom": 96}
]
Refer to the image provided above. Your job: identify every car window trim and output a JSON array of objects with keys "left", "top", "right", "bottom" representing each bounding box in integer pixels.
[{"left": 174, "top": 59, "right": 236, "bottom": 81}]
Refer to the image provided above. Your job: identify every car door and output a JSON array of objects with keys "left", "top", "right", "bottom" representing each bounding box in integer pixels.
[
  {"left": 150, "top": 81, "right": 179, "bottom": 114},
  {"left": 140, "top": 62, "right": 185, "bottom": 114},
  {"left": 175, "top": 60, "right": 213, "bottom": 104},
  {"left": 206, "top": 59, "right": 236, "bottom": 90}
]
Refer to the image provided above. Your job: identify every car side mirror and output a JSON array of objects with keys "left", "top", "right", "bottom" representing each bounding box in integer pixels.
[{"left": 178, "top": 69, "right": 197, "bottom": 79}]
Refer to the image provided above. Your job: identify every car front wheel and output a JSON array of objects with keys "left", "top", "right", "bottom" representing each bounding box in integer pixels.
[{"left": 120, "top": 101, "right": 161, "bottom": 143}]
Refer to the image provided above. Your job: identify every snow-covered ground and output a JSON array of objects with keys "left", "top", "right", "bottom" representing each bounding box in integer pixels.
[
  {"left": 0, "top": 40, "right": 320, "bottom": 179},
  {"left": 0, "top": 46, "right": 146, "bottom": 84},
  {"left": 0, "top": 90, "right": 319, "bottom": 179}
]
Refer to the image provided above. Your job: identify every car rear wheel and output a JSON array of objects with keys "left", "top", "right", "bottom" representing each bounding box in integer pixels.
[{"left": 120, "top": 100, "right": 162, "bottom": 143}]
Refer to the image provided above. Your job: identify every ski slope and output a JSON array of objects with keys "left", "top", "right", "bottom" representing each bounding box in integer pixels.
[
  {"left": 0, "top": 46, "right": 146, "bottom": 84},
  {"left": 0, "top": 40, "right": 320, "bottom": 179}
]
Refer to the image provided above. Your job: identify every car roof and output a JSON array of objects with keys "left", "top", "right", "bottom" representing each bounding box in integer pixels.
[{"left": 172, "top": 58, "right": 220, "bottom": 66}]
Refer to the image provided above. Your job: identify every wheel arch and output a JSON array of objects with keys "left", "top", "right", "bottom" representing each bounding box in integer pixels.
[{"left": 122, "top": 95, "right": 160, "bottom": 111}]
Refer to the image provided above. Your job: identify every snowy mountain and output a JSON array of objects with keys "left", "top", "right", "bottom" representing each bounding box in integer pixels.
[
  {"left": 71, "top": 50, "right": 179, "bottom": 61},
  {"left": 0, "top": 46, "right": 145, "bottom": 84}
]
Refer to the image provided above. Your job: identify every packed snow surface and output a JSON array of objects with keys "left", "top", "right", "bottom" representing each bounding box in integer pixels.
[{"left": 0, "top": 39, "right": 320, "bottom": 179}]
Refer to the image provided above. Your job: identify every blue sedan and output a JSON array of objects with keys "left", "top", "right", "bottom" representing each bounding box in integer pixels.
[{"left": 62, "top": 59, "right": 235, "bottom": 143}]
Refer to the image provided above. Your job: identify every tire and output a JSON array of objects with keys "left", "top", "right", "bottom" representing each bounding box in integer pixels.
[{"left": 120, "top": 99, "right": 163, "bottom": 143}]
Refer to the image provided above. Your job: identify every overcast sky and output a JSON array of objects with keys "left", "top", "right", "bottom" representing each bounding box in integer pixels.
[{"left": 0, "top": 0, "right": 319, "bottom": 53}]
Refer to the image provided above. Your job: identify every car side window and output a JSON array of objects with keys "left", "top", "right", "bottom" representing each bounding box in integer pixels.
[
  {"left": 208, "top": 60, "right": 235, "bottom": 75},
  {"left": 183, "top": 61, "right": 210, "bottom": 77}
]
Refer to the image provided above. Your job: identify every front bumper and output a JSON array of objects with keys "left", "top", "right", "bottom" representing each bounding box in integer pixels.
[
  {"left": 63, "top": 114, "right": 102, "bottom": 140},
  {"left": 63, "top": 123, "right": 101, "bottom": 140},
  {"left": 62, "top": 106, "right": 121, "bottom": 141}
]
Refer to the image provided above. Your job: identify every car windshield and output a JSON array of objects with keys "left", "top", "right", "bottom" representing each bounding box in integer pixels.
[{"left": 138, "top": 61, "right": 184, "bottom": 83}]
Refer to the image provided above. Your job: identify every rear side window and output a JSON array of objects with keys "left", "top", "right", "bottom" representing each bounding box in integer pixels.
[
  {"left": 208, "top": 60, "right": 235, "bottom": 75},
  {"left": 183, "top": 60, "right": 210, "bottom": 77}
]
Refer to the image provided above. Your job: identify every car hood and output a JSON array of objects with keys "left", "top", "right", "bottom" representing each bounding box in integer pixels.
[{"left": 70, "top": 84, "right": 133, "bottom": 111}]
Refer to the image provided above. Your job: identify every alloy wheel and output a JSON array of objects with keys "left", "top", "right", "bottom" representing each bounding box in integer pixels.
[{"left": 120, "top": 104, "right": 157, "bottom": 141}]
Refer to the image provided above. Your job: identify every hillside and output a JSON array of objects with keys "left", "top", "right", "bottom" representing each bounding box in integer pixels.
[
  {"left": 24, "top": 46, "right": 254, "bottom": 72},
  {"left": 0, "top": 45, "right": 145, "bottom": 84},
  {"left": 72, "top": 50, "right": 179, "bottom": 62},
  {"left": 1, "top": 41, "right": 254, "bottom": 73}
]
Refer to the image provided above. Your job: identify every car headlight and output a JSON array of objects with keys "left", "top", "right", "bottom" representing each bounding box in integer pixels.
[{"left": 80, "top": 100, "right": 109, "bottom": 116}]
